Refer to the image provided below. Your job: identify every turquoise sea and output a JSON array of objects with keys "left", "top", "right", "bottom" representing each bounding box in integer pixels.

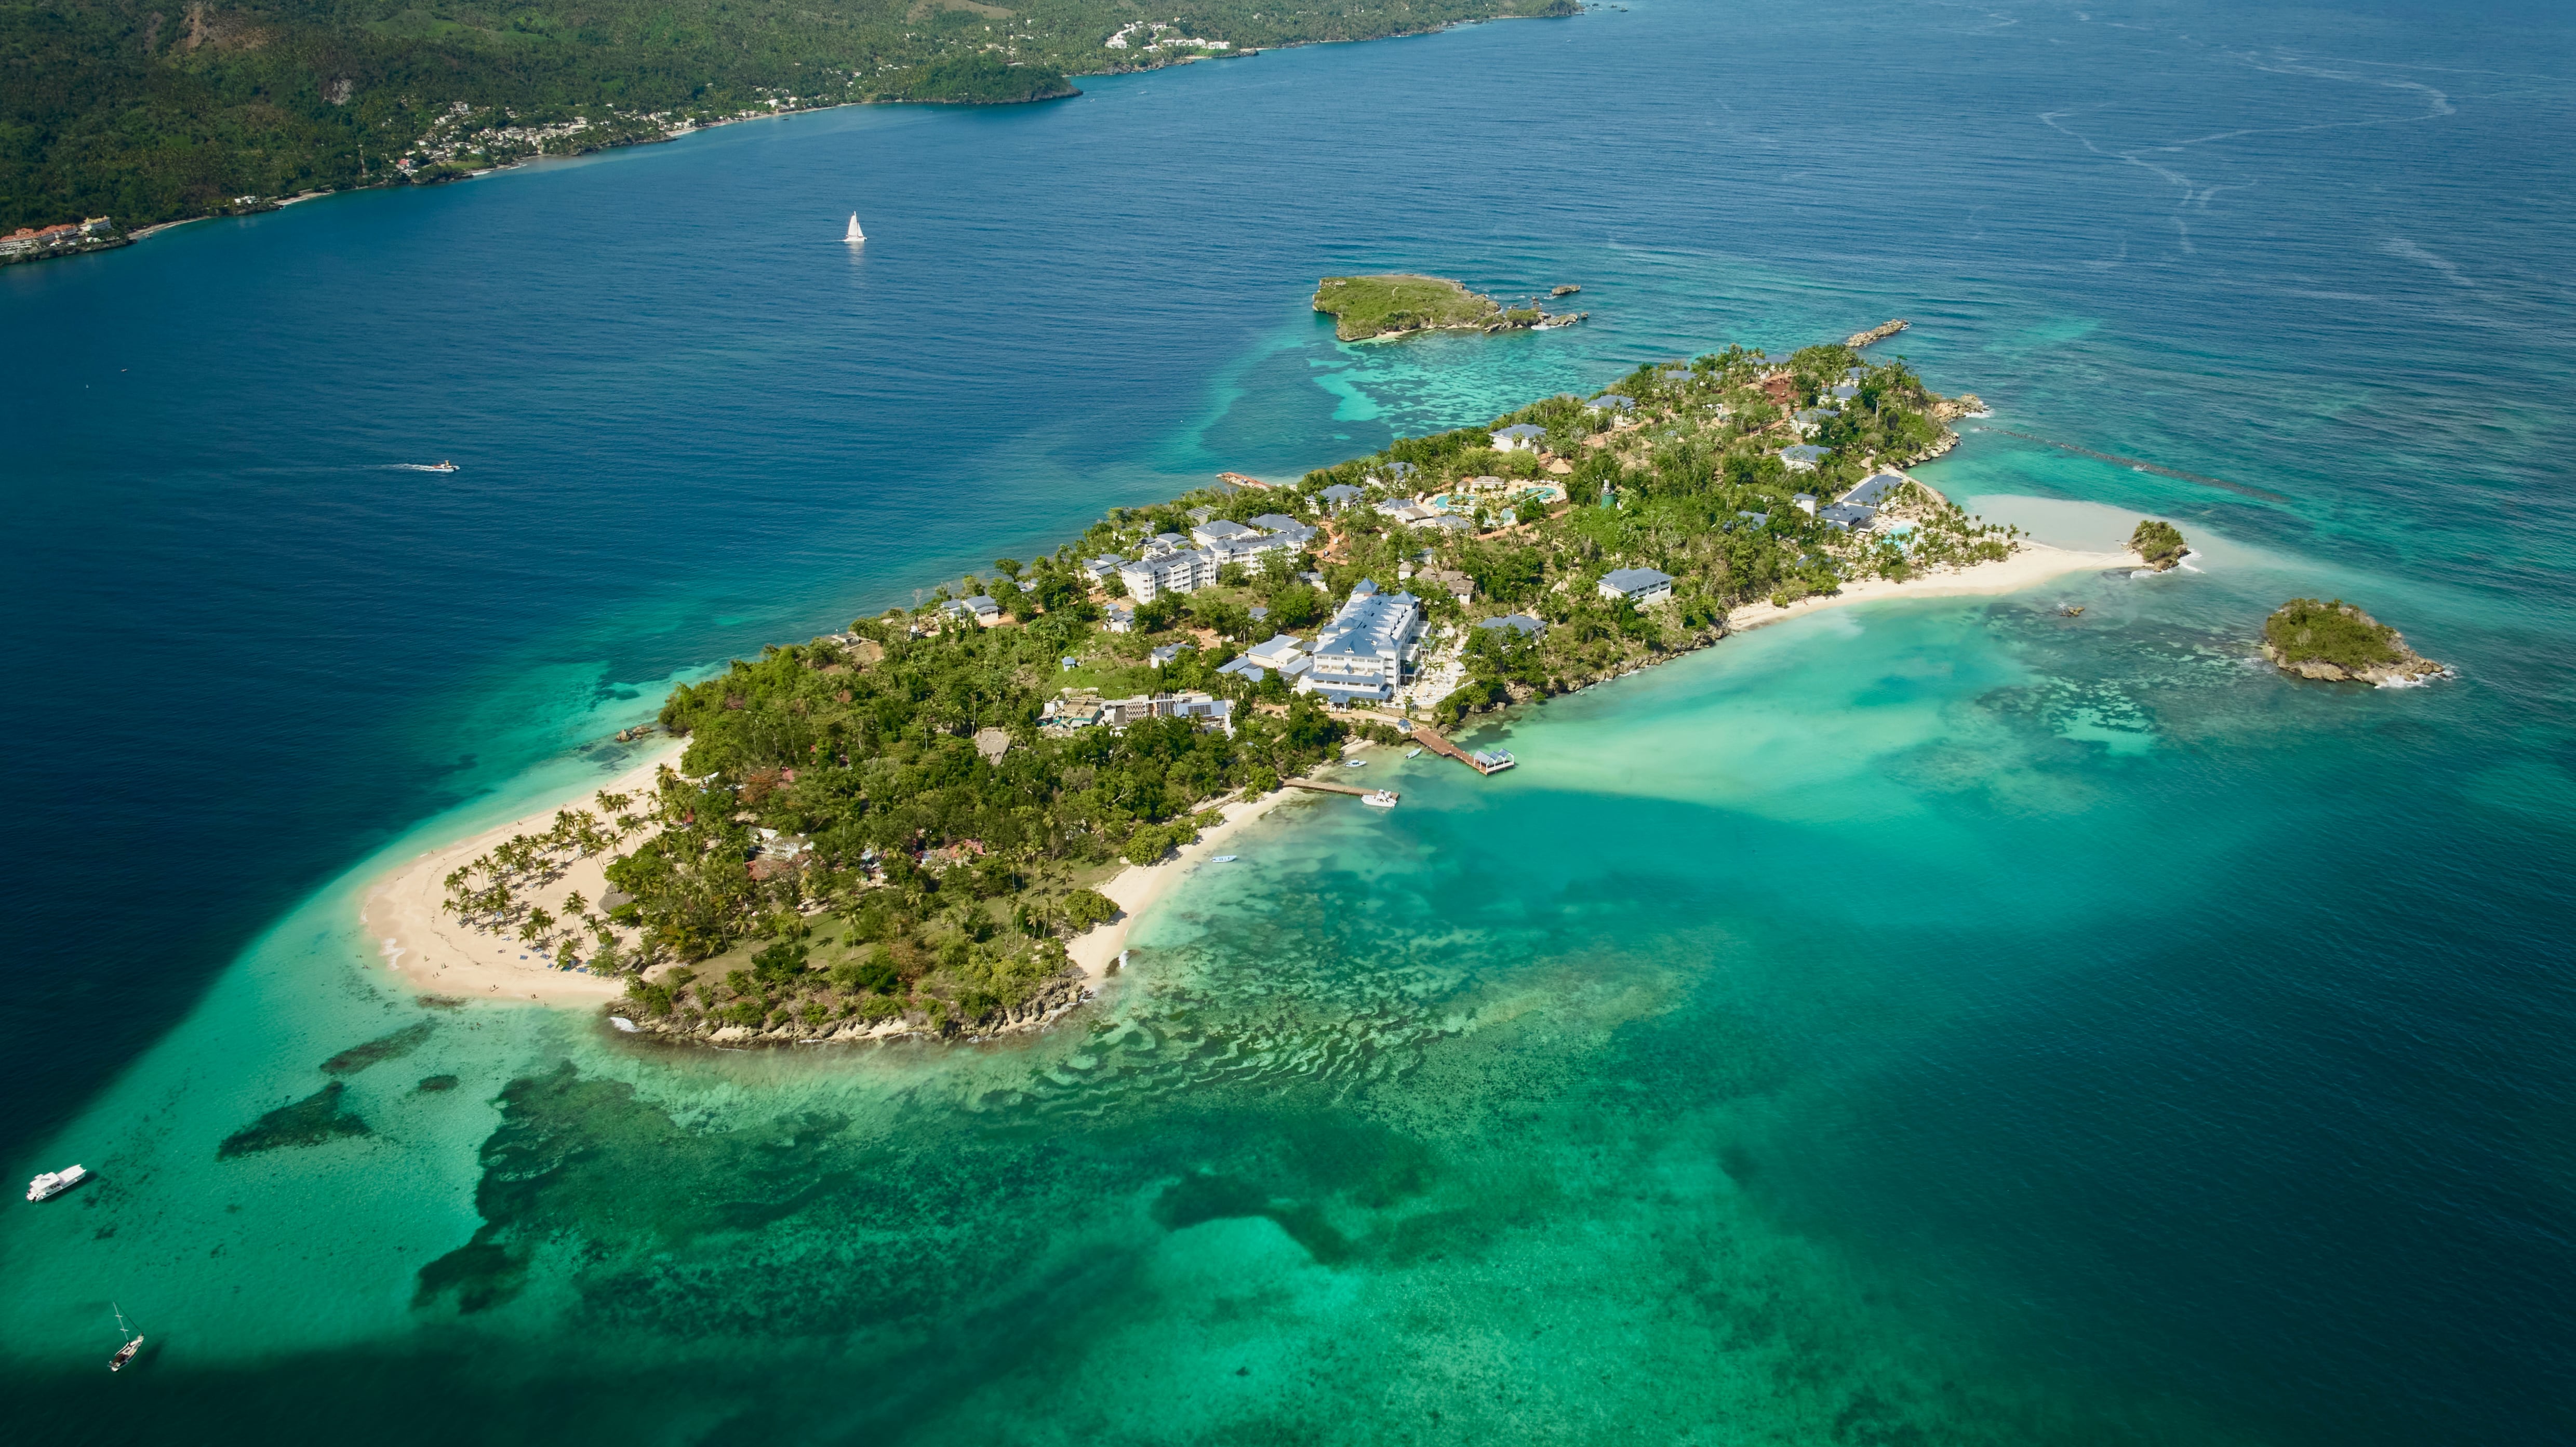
[{"left": 6, "top": 1, "right": 2574, "bottom": 1441}]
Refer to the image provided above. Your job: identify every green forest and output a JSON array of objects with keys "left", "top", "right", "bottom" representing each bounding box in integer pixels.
[{"left": 0, "top": 0, "right": 1574, "bottom": 232}]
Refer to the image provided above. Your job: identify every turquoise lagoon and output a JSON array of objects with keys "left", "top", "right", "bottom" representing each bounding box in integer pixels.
[{"left": 6, "top": 0, "right": 2574, "bottom": 1441}]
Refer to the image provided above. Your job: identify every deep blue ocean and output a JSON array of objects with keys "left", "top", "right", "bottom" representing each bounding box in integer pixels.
[{"left": 5, "top": 1, "right": 2573, "bottom": 1442}]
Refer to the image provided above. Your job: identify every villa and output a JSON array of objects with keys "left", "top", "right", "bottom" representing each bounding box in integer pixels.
[
  {"left": 1781, "top": 444, "right": 1829, "bottom": 472},
  {"left": 1841, "top": 471, "right": 1908, "bottom": 508},
  {"left": 1478, "top": 612, "right": 1546, "bottom": 639},
  {"left": 1597, "top": 567, "right": 1675, "bottom": 606},
  {"left": 1492, "top": 423, "right": 1546, "bottom": 452},
  {"left": 942, "top": 595, "right": 1004, "bottom": 626},
  {"left": 1320, "top": 483, "right": 1366, "bottom": 512},
  {"left": 1298, "top": 579, "right": 1424, "bottom": 707},
  {"left": 1817, "top": 502, "right": 1877, "bottom": 531}
]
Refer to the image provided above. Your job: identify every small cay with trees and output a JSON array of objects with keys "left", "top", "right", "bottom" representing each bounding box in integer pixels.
[
  {"left": 1312, "top": 274, "right": 1585, "bottom": 341},
  {"left": 430, "top": 329, "right": 2161, "bottom": 1048},
  {"left": 2261, "top": 599, "right": 2448, "bottom": 686}
]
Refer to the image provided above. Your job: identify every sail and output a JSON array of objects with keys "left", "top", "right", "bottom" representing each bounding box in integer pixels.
[{"left": 845, "top": 212, "right": 865, "bottom": 244}]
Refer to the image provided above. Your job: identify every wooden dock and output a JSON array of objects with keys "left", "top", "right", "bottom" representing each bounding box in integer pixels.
[
  {"left": 1285, "top": 778, "right": 1377, "bottom": 798},
  {"left": 1410, "top": 725, "right": 1514, "bottom": 776}
]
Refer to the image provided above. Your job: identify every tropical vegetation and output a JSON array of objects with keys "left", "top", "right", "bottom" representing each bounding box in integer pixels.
[
  {"left": 2262, "top": 598, "right": 2403, "bottom": 671},
  {"left": 1, "top": 0, "right": 1574, "bottom": 234}
]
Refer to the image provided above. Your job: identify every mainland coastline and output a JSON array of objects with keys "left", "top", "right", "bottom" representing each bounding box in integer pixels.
[{"left": 353, "top": 329, "right": 2158, "bottom": 1048}]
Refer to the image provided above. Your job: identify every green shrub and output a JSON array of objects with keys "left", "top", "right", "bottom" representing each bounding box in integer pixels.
[{"left": 2264, "top": 598, "right": 2401, "bottom": 669}]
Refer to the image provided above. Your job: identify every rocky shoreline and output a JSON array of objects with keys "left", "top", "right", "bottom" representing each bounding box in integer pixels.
[{"left": 613, "top": 968, "right": 1100, "bottom": 1047}]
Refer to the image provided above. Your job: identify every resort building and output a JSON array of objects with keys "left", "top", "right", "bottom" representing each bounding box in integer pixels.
[
  {"left": 1597, "top": 567, "right": 1676, "bottom": 606},
  {"left": 1793, "top": 492, "right": 1818, "bottom": 515},
  {"left": 942, "top": 595, "right": 1004, "bottom": 626},
  {"left": 1781, "top": 444, "right": 1829, "bottom": 472},
  {"left": 1042, "top": 690, "right": 1233, "bottom": 735},
  {"left": 1586, "top": 394, "right": 1636, "bottom": 416},
  {"left": 1491, "top": 423, "right": 1546, "bottom": 452},
  {"left": 1319, "top": 483, "right": 1367, "bottom": 512},
  {"left": 1216, "top": 633, "right": 1313, "bottom": 684},
  {"left": 1817, "top": 503, "right": 1878, "bottom": 531},
  {"left": 1841, "top": 471, "right": 1908, "bottom": 508},
  {"left": 1148, "top": 642, "right": 1190, "bottom": 668},
  {"left": 1193, "top": 518, "right": 1261, "bottom": 547},
  {"left": 1478, "top": 613, "right": 1546, "bottom": 639},
  {"left": 1298, "top": 579, "right": 1424, "bottom": 707},
  {"left": 1102, "top": 602, "right": 1135, "bottom": 634}
]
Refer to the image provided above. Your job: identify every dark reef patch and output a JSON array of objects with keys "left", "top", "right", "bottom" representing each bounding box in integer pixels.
[
  {"left": 219, "top": 1081, "right": 372, "bottom": 1158},
  {"left": 416, "top": 1074, "right": 461, "bottom": 1093},
  {"left": 322, "top": 1021, "right": 435, "bottom": 1075}
]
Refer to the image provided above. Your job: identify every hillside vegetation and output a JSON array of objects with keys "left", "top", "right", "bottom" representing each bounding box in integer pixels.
[{"left": 1, "top": 0, "right": 1574, "bottom": 233}]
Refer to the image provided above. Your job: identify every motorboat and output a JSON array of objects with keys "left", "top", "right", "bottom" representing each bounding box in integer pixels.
[
  {"left": 422, "top": 460, "right": 458, "bottom": 473},
  {"left": 1360, "top": 790, "right": 1398, "bottom": 809},
  {"left": 26, "top": 1164, "right": 88, "bottom": 1202}
]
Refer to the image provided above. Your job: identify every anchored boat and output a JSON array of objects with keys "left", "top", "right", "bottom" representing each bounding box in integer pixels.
[
  {"left": 26, "top": 1164, "right": 88, "bottom": 1202},
  {"left": 109, "top": 1304, "right": 143, "bottom": 1372},
  {"left": 1360, "top": 789, "right": 1399, "bottom": 809}
]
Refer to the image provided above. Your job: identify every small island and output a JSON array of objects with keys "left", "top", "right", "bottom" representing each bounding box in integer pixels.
[
  {"left": 1313, "top": 274, "right": 1585, "bottom": 341},
  {"left": 2262, "top": 598, "right": 2447, "bottom": 685},
  {"left": 379, "top": 327, "right": 2155, "bottom": 1048},
  {"left": 2130, "top": 519, "right": 2189, "bottom": 571}
]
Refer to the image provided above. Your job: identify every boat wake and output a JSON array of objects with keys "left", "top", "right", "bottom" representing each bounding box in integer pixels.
[{"left": 386, "top": 462, "right": 460, "bottom": 473}]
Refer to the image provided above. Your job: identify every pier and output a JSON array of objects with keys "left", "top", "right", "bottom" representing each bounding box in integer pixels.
[
  {"left": 1285, "top": 778, "right": 1378, "bottom": 798},
  {"left": 1410, "top": 725, "right": 1516, "bottom": 776}
]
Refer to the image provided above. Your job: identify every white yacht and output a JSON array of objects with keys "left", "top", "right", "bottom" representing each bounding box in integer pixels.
[
  {"left": 1360, "top": 789, "right": 1399, "bottom": 809},
  {"left": 844, "top": 212, "right": 865, "bottom": 244},
  {"left": 26, "top": 1164, "right": 88, "bottom": 1202}
]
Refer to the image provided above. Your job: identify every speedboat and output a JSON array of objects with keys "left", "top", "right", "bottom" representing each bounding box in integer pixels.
[
  {"left": 1360, "top": 790, "right": 1399, "bottom": 809},
  {"left": 1405, "top": 747, "right": 1422, "bottom": 758},
  {"left": 1343, "top": 759, "right": 1366, "bottom": 768},
  {"left": 26, "top": 1164, "right": 88, "bottom": 1201},
  {"left": 423, "top": 460, "right": 458, "bottom": 473},
  {"left": 1211, "top": 854, "right": 1238, "bottom": 863}
]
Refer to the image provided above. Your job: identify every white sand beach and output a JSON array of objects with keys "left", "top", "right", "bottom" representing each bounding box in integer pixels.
[
  {"left": 1064, "top": 783, "right": 1311, "bottom": 982},
  {"left": 1725, "top": 540, "right": 2139, "bottom": 634},
  {"left": 360, "top": 744, "right": 682, "bottom": 1006}
]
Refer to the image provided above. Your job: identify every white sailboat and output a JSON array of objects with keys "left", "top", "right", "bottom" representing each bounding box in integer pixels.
[
  {"left": 109, "top": 1303, "right": 143, "bottom": 1372},
  {"left": 844, "top": 212, "right": 865, "bottom": 245}
]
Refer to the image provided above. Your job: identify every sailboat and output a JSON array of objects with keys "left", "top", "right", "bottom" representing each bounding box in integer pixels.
[
  {"left": 109, "top": 1303, "right": 143, "bottom": 1372},
  {"left": 844, "top": 212, "right": 865, "bottom": 245}
]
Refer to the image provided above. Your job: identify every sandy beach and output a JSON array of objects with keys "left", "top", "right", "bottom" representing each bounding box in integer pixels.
[
  {"left": 359, "top": 744, "right": 682, "bottom": 1006},
  {"left": 1724, "top": 540, "right": 2139, "bottom": 634},
  {"left": 1064, "top": 781, "right": 1313, "bottom": 982}
]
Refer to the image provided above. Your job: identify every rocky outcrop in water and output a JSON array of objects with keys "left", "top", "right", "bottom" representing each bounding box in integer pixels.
[{"left": 2261, "top": 598, "right": 2448, "bottom": 686}]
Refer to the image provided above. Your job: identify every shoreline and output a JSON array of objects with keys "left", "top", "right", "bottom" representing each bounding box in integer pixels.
[
  {"left": 358, "top": 743, "right": 684, "bottom": 1007},
  {"left": 34, "top": 16, "right": 1560, "bottom": 261},
  {"left": 1722, "top": 539, "right": 2135, "bottom": 634},
  {"left": 1064, "top": 782, "right": 1312, "bottom": 982}
]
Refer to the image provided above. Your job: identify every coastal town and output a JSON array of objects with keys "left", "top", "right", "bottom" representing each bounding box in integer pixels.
[{"left": 393, "top": 325, "right": 2152, "bottom": 1048}]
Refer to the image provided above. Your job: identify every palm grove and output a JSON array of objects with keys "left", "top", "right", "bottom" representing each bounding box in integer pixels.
[{"left": 437, "top": 340, "right": 2009, "bottom": 1041}]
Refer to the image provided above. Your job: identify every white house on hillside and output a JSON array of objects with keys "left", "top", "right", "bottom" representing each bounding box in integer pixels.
[
  {"left": 1597, "top": 567, "right": 1675, "bottom": 606},
  {"left": 1492, "top": 423, "right": 1546, "bottom": 452}
]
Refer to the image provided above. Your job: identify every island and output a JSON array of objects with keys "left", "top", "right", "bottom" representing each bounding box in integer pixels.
[
  {"left": 2130, "top": 519, "right": 2189, "bottom": 571},
  {"left": 1313, "top": 275, "right": 1585, "bottom": 341},
  {"left": 370, "top": 329, "right": 2151, "bottom": 1047},
  {"left": 2261, "top": 598, "right": 2448, "bottom": 685}
]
